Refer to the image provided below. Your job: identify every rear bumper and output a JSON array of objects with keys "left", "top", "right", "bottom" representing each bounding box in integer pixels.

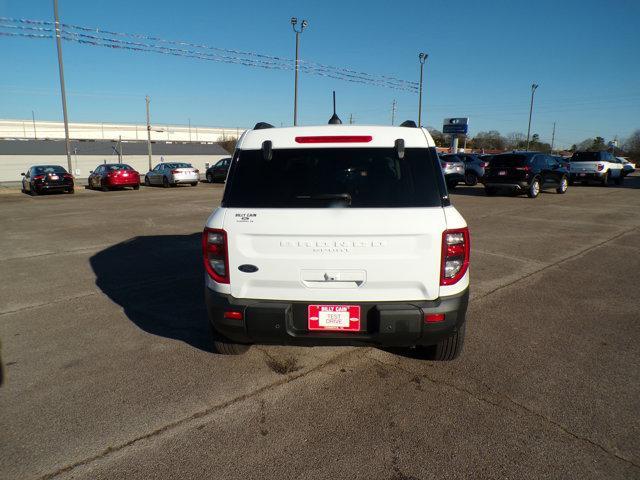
[
  {"left": 34, "top": 182, "right": 73, "bottom": 191},
  {"left": 570, "top": 172, "right": 605, "bottom": 181},
  {"left": 444, "top": 173, "right": 465, "bottom": 183},
  {"left": 484, "top": 180, "right": 528, "bottom": 189},
  {"left": 205, "top": 288, "right": 469, "bottom": 347},
  {"left": 172, "top": 176, "right": 199, "bottom": 184},
  {"left": 105, "top": 176, "right": 139, "bottom": 186}
]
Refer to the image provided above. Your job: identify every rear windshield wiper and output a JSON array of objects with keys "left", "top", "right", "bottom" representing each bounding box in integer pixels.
[{"left": 295, "top": 193, "right": 352, "bottom": 206}]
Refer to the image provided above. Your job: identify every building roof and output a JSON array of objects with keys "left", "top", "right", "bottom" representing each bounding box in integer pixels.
[{"left": 0, "top": 139, "right": 230, "bottom": 156}]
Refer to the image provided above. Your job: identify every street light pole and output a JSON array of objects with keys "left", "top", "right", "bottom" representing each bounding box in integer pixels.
[
  {"left": 526, "top": 83, "right": 539, "bottom": 151},
  {"left": 417, "top": 53, "right": 428, "bottom": 128},
  {"left": 53, "top": 0, "right": 73, "bottom": 174},
  {"left": 146, "top": 95, "right": 153, "bottom": 171},
  {"left": 291, "top": 17, "right": 308, "bottom": 126}
]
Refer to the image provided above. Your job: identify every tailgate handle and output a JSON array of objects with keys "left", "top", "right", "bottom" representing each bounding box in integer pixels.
[{"left": 301, "top": 270, "right": 366, "bottom": 289}]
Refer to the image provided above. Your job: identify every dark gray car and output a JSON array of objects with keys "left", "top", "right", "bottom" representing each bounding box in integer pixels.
[{"left": 455, "top": 153, "right": 489, "bottom": 186}]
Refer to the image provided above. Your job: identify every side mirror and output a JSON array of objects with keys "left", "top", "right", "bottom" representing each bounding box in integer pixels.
[
  {"left": 20, "top": 172, "right": 25, "bottom": 176},
  {"left": 89, "top": 170, "right": 93, "bottom": 174}
]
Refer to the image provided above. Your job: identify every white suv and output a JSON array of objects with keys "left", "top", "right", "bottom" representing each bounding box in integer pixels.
[{"left": 202, "top": 121, "right": 470, "bottom": 360}]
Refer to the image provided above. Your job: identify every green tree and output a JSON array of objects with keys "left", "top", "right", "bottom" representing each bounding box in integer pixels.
[{"left": 590, "top": 137, "right": 606, "bottom": 151}]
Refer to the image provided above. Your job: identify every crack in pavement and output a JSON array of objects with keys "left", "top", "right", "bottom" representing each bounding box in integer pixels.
[
  {"left": 38, "top": 347, "right": 364, "bottom": 480},
  {"left": 369, "top": 357, "right": 640, "bottom": 471}
]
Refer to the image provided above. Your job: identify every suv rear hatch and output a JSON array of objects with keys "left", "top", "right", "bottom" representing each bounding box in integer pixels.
[
  {"left": 221, "top": 146, "right": 447, "bottom": 302},
  {"left": 486, "top": 154, "right": 531, "bottom": 182}
]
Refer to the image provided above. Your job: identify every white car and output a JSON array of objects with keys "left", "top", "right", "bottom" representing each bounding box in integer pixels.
[
  {"left": 144, "top": 162, "right": 199, "bottom": 187},
  {"left": 202, "top": 121, "right": 470, "bottom": 360},
  {"left": 569, "top": 151, "right": 624, "bottom": 186}
]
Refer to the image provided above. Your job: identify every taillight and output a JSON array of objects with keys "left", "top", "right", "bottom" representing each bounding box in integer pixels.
[
  {"left": 480, "top": 162, "right": 488, "bottom": 168},
  {"left": 424, "top": 313, "right": 445, "bottom": 324},
  {"left": 63, "top": 173, "right": 73, "bottom": 179},
  {"left": 441, "top": 162, "right": 449, "bottom": 168},
  {"left": 597, "top": 164, "right": 604, "bottom": 171},
  {"left": 441, "top": 227, "right": 470, "bottom": 286},
  {"left": 171, "top": 169, "right": 179, "bottom": 174},
  {"left": 202, "top": 228, "right": 229, "bottom": 283},
  {"left": 194, "top": 169, "right": 199, "bottom": 173},
  {"left": 33, "top": 175, "right": 45, "bottom": 181}
]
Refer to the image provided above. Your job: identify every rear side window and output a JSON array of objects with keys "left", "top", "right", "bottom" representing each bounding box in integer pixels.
[
  {"left": 489, "top": 154, "right": 529, "bottom": 168},
  {"left": 571, "top": 152, "right": 600, "bottom": 162},
  {"left": 223, "top": 147, "right": 443, "bottom": 208},
  {"left": 165, "top": 163, "right": 192, "bottom": 168}
]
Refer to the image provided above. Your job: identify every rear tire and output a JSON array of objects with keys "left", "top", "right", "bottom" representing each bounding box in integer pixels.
[
  {"left": 485, "top": 187, "right": 497, "bottom": 196},
  {"left": 207, "top": 173, "right": 214, "bottom": 183},
  {"left": 144, "top": 176, "right": 151, "bottom": 187},
  {"left": 600, "top": 172, "right": 608, "bottom": 186},
  {"left": 66, "top": 188, "right": 75, "bottom": 194},
  {"left": 464, "top": 172, "right": 478, "bottom": 186},
  {"left": 101, "top": 183, "right": 109, "bottom": 192},
  {"left": 133, "top": 184, "right": 140, "bottom": 190},
  {"left": 556, "top": 176, "right": 568, "bottom": 194},
  {"left": 210, "top": 325, "right": 251, "bottom": 355},
  {"left": 426, "top": 324, "right": 466, "bottom": 361},
  {"left": 191, "top": 182, "right": 198, "bottom": 187},
  {"left": 30, "top": 187, "right": 38, "bottom": 196},
  {"left": 162, "top": 176, "right": 170, "bottom": 188},
  {"left": 614, "top": 176, "right": 623, "bottom": 186},
  {"left": 527, "top": 178, "right": 541, "bottom": 198}
]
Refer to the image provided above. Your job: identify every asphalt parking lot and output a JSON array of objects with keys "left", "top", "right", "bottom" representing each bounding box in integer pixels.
[{"left": 1, "top": 177, "right": 639, "bottom": 480}]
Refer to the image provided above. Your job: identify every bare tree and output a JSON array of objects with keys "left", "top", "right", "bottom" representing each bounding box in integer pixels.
[
  {"left": 505, "top": 132, "right": 526, "bottom": 150},
  {"left": 217, "top": 135, "right": 238, "bottom": 155}
]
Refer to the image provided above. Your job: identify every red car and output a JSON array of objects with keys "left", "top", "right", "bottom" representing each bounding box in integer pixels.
[{"left": 88, "top": 164, "right": 140, "bottom": 191}]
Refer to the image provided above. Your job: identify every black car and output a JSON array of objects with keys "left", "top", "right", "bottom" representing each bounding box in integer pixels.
[
  {"left": 483, "top": 152, "right": 569, "bottom": 198},
  {"left": 21, "top": 165, "right": 74, "bottom": 195},
  {"left": 205, "top": 157, "right": 232, "bottom": 183}
]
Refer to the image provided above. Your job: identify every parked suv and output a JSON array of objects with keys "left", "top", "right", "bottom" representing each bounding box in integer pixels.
[
  {"left": 569, "top": 151, "right": 624, "bottom": 186},
  {"left": 439, "top": 154, "right": 466, "bottom": 189},
  {"left": 483, "top": 152, "right": 569, "bottom": 198},
  {"left": 203, "top": 122, "right": 470, "bottom": 360}
]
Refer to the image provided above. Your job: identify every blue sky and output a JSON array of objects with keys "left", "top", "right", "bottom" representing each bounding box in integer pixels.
[{"left": 1, "top": 0, "right": 639, "bottom": 148}]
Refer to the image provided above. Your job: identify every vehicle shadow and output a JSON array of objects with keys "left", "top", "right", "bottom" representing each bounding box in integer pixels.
[
  {"left": 448, "top": 186, "right": 486, "bottom": 197},
  {"left": 89, "top": 233, "right": 212, "bottom": 352}
]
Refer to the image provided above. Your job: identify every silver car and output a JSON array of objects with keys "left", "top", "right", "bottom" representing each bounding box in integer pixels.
[{"left": 144, "top": 162, "right": 199, "bottom": 187}]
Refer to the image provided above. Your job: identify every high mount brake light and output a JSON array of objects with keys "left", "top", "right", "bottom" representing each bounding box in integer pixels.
[
  {"left": 294, "top": 135, "right": 373, "bottom": 144},
  {"left": 440, "top": 227, "right": 470, "bottom": 286},
  {"left": 202, "top": 228, "right": 230, "bottom": 284}
]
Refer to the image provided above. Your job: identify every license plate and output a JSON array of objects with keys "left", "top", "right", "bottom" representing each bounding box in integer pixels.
[
  {"left": 579, "top": 173, "right": 586, "bottom": 177},
  {"left": 498, "top": 170, "right": 506, "bottom": 176},
  {"left": 50, "top": 175, "right": 59, "bottom": 180},
  {"left": 308, "top": 305, "right": 361, "bottom": 332}
]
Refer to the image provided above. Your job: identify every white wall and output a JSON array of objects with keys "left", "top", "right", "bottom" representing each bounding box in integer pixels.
[
  {"left": 1, "top": 155, "right": 229, "bottom": 182},
  {"left": 0, "top": 119, "right": 246, "bottom": 143}
]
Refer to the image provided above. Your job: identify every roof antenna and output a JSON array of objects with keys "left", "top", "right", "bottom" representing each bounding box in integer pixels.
[{"left": 328, "top": 91, "right": 342, "bottom": 124}]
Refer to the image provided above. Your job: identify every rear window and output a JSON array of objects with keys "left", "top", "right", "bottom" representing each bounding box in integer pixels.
[
  {"left": 165, "top": 163, "right": 192, "bottom": 168},
  {"left": 571, "top": 152, "right": 600, "bottom": 162},
  {"left": 106, "top": 164, "right": 133, "bottom": 171},
  {"left": 34, "top": 165, "right": 67, "bottom": 174},
  {"left": 223, "top": 147, "right": 443, "bottom": 208},
  {"left": 489, "top": 154, "right": 529, "bottom": 168},
  {"left": 442, "top": 155, "right": 463, "bottom": 163}
]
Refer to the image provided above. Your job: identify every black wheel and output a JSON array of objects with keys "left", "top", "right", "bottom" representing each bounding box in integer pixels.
[
  {"left": 464, "top": 172, "right": 478, "bottom": 186},
  {"left": 600, "top": 172, "right": 608, "bottom": 186},
  {"left": 485, "top": 187, "right": 497, "bottom": 196},
  {"left": 30, "top": 186, "right": 38, "bottom": 196},
  {"left": 191, "top": 182, "right": 198, "bottom": 187},
  {"left": 210, "top": 325, "right": 251, "bottom": 355},
  {"left": 133, "top": 184, "right": 140, "bottom": 190},
  {"left": 527, "top": 178, "right": 541, "bottom": 198},
  {"left": 556, "top": 176, "right": 568, "bottom": 194},
  {"left": 207, "top": 173, "right": 214, "bottom": 183},
  {"left": 614, "top": 176, "right": 623, "bottom": 186},
  {"left": 162, "top": 176, "right": 170, "bottom": 188},
  {"left": 101, "top": 183, "right": 109, "bottom": 192},
  {"left": 66, "top": 188, "right": 75, "bottom": 194},
  {"left": 144, "top": 176, "right": 151, "bottom": 187},
  {"left": 426, "top": 324, "right": 466, "bottom": 361}
]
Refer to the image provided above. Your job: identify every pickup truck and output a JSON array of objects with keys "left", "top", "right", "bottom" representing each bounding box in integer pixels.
[{"left": 569, "top": 151, "right": 624, "bottom": 186}]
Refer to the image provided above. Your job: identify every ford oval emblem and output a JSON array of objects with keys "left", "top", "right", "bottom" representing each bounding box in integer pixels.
[{"left": 238, "top": 264, "right": 259, "bottom": 273}]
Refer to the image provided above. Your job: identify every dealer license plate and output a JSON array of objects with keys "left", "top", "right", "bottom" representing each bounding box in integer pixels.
[
  {"left": 308, "top": 305, "right": 361, "bottom": 332},
  {"left": 498, "top": 170, "right": 506, "bottom": 176}
]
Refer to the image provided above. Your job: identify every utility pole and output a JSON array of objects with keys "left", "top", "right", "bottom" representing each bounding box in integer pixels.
[
  {"left": 188, "top": 118, "right": 192, "bottom": 142},
  {"left": 117, "top": 135, "right": 122, "bottom": 163},
  {"left": 418, "top": 53, "right": 428, "bottom": 127},
  {"left": 31, "top": 110, "right": 37, "bottom": 139},
  {"left": 526, "top": 83, "right": 539, "bottom": 151},
  {"left": 391, "top": 99, "right": 397, "bottom": 126},
  {"left": 550, "top": 121, "right": 556, "bottom": 153},
  {"left": 349, "top": 113, "right": 353, "bottom": 125},
  {"left": 145, "top": 95, "right": 153, "bottom": 171},
  {"left": 291, "top": 17, "right": 308, "bottom": 126},
  {"left": 53, "top": 0, "right": 73, "bottom": 174}
]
